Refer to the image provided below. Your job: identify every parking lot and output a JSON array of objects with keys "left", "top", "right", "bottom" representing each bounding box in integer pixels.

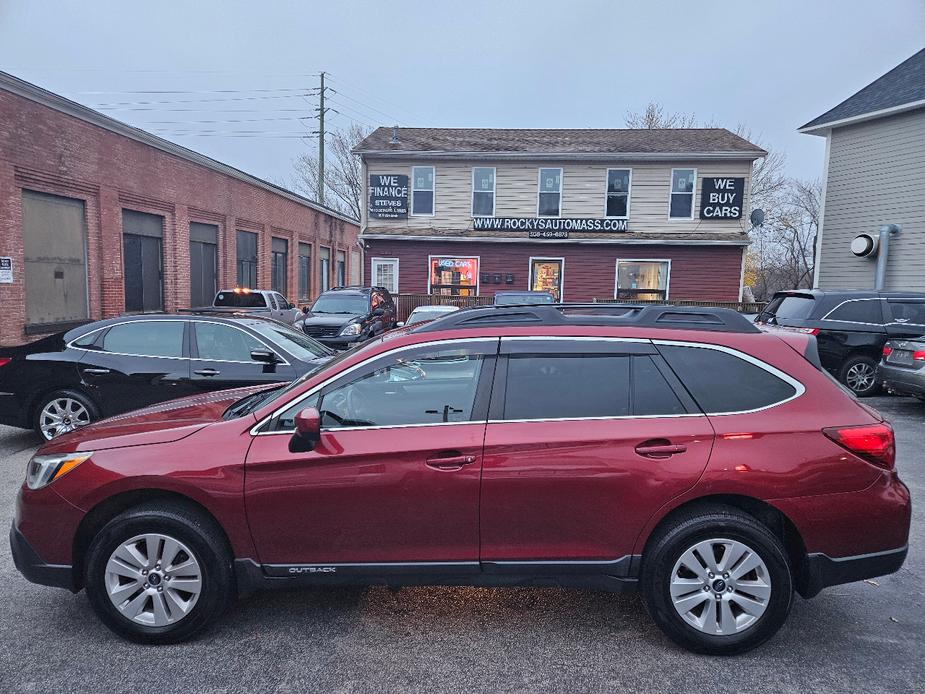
[{"left": 0, "top": 396, "right": 921, "bottom": 693}]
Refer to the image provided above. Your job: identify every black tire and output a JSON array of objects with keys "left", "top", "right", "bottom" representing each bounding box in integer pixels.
[
  {"left": 32, "top": 388, "right": 100, "bottom": 441},
  {"left": 642, "top": 505, "right": 793, "bottom": 655},
  {"left": 839, "top": 355, "right": 880, "bottom": 397},
  {"left": 84, "top": 501, "right": 234, "bottom": 644}
]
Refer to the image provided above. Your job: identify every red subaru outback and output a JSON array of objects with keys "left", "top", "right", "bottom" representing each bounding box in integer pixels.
[{"left": 11, "top": 305, "right": 910, "bottom": 654}]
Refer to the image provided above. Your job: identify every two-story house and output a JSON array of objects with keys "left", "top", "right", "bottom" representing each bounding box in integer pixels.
[{"left": 355, "top": 128, "right": 765, "bottom": 303}]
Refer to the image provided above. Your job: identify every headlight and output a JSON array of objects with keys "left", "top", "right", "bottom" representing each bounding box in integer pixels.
[
  {"left": 26, "top": 452, "right": 93, "bottom": 490},
  {"left": 339, "top": 323, "right": 362, "bottom": 336}
]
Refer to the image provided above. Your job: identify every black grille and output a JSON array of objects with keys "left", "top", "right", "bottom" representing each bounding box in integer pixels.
[{"left": 302, "top": 325, "right": 340, "bottom": 338}]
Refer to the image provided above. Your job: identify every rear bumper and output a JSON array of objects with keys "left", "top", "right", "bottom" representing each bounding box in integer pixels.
[
  {"left": 799, "top": 545, "right": 907, "bottom": 598},
  {"left": 10, "top": 523, "right": 77, "bottom": 592},
  {"left": 879, "top": 362, "right": 925, "bottom": 398}
]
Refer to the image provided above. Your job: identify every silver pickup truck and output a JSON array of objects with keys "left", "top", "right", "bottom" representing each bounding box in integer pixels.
[{"left": 200, "top": 288, "right": 301, "bottom": 324}]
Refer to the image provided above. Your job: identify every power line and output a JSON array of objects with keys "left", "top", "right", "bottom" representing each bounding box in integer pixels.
[
  {"left": 328, "top": 88, "right": 403, "bottom": 125},
  {"left": 325, "top": 74, "right": 420, "bottom": 123},
  {"left": 91, "top": 93, "right": 312, "bottom": 107},
  {"left": 325, "top": 99, "right": 380, "bottom": 128},
  {"left": 143, "top": 116, "right": 310, "bottom": 124},
  {"left": 81, "top": 87, "right": 312, "bottom": 95}
]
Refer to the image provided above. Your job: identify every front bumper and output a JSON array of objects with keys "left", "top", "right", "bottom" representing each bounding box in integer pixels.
[
  {"left": 316, "top": 334, "right": 366, "bottom": 350},
  {"left": 879, "top": 362, "right": 925, "bottom": 398},
  {"left": 10, "top": 523, "right": 77, "bottom": 591},
  {"left": 799, "top": 545, "right": 907, "bottom": 598}
]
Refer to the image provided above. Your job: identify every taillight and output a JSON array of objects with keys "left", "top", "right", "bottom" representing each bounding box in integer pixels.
[
  {"left": 914, "top": 350, "right": 925, "bottom": 361},
  {"left": 882, "top": 345, "right": 893, "bottom": 357},
  {"left": 0, "top": 357, "right": 11, "bottom": 368},
  {"left": 823, "top": 422, "right": 895, "bottom": 470},
  {"left": 794, "top": 327, "right": 820, "bottom": 335}
]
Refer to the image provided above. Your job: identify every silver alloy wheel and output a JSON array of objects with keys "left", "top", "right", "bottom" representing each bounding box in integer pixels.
[
  {"left": 669, "top": 538, "right": 771, "bottom": 636},
  {"left": 846, "top": 362, "right": 876, "bottom": 392},
  {"left": 39, "top": 397, "right": 91, "bottom": 440},
  {"left": 104, "top": 533, "right": 203, "bottom": 627}
]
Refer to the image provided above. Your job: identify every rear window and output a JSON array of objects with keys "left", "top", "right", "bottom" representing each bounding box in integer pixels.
[
  {"left": 658, "top": 344, "right": 797, "bottom": 414},
  {"left": 214, "top": 291, "right": 267, "bottom": 308},
  {"left": 763, "top": 295, "right": 815, "bottom": 320},
  {"left": 887, "top": 301, "right": 925, "bottom": 326},
  {"left": 826, "top": 299, "right": 883, "bottom": 324}
]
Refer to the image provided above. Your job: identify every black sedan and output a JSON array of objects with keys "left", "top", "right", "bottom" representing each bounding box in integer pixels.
[{"left": 0, "top": 313, "right": 334, "bottom": 440}]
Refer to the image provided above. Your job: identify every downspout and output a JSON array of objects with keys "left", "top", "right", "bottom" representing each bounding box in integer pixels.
[{"left": 874, "top": 224, "right": 902, "bottom": 290}]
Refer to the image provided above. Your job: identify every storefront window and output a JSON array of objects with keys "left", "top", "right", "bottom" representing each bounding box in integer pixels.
[
  {"left": 529, "top": 258, "right": 564, "bottom": 301},
  {"left": 669, "top": 169, "right": 696, "bottom": 219},
  {"left": 429, "top": 256, "right": 479, "bottom": 296},
  {"left": 615, "top": 260, "right": 669, "bottom": 300},
  {"left": 537, "top": 168, "right": 561, "bottom": 216},
  {"left": 472, "top": 167, "right": 495, "bottom": 217},
  {"left": 606, "top": 169, "right": 631, "bottom": 218},
  {"left": 412, "top": 166, "right": 435, "bottom": 215}
]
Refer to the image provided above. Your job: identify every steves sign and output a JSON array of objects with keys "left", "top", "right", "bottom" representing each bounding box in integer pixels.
[
  {"left": 368, "top": 174, "right": 408, "bottom": 218},
  {"left": 700, "top": 177, "right": 744, "bottom": 219}
]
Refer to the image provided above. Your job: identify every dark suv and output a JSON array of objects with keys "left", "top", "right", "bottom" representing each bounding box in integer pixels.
[
  {"left": 755, "top": 289, "right": 925, "bottom": 396},
  {"left": 296, "top": 286, "right": 396, "bottom": 350}
]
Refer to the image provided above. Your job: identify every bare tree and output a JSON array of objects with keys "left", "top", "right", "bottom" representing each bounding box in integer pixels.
[
  {"left": 624, "top": 102, "right": 698, "bottom": 129},
  {"left": 291, "top": 124, "right": 370, "bottom": 220}
]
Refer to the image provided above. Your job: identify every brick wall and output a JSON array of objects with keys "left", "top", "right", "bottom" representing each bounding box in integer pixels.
[
  {"left": 363, "top": 239, "right": 744, "bottom": 302},
  {"left": 0, "top": 88, "right": 360, "bottom": 346}
]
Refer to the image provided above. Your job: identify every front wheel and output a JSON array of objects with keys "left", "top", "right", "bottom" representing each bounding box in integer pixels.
[
  {"left": 84, "top": 502, "right": 233, "bottom": 644},
  {"left": 642, "top": 506, "right": 793, "bottom": 655},
  {"left": 840, "top": 355, "right": 880, "bottom": 396}
]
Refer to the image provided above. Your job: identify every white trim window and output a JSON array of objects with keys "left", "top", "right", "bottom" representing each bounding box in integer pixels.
[
  {"left": 605, "top": 168, "right": 631, "bottom": 218},
  {"left": 537, "top": 168, "right": 562, "bottom": 217},
  {"left": 428, "top": 255, "right": 480, "bottom": 296},
  {"left": 471, "top": 167, "right": 496, "bottom": 217},
  {"left": 669, "top": 168, "right": 697, "bottom": 219},
  {"left": 411, "top": 166, "right": 435, "bottom": 216},
  {"left": 370, "top": 257, "right": 399, "bottom": 294},
  {"left": 614, "top": 259, "right": 671, "bottom": 300}
]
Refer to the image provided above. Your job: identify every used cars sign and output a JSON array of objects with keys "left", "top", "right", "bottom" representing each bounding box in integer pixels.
[{"left": 699, "top": 177, "right": 744, "bottom": 219}]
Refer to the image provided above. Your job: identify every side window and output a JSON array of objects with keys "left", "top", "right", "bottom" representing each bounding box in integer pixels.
[
  {"left": 633, "top": 356, "right": 686, "bottom": 416},
  {"left": 274, "top": 293, "right": 289, "bottom": 310},
  {"left": 504, "top": 355, "right": 630, "bottom": 420},
  {"left": 101, "top": 321, "right": 184, "bottom": 358},
  {"left": 658, "top": 345, "right": 797, "bottom": 413},
  {"left": 72, "top": 330, "right": 101, "bottom": 348},
  {"left": 275, "top": 393, "right": 320, "bottom": 431},
  {"left": 195, "top": 323, "right": 263, "bottom": 362},
  {"left": 887, "top": 301, "right": 925, "bottom": 325},
  {"left": 267, "top": 293, "right": 278, "bottom": 310},
  {"left": 371, "top": 292, "right": 383, "bottom": 309},
  {"left": 316, "top": 347, "right": 486, "bottom": 428},
  {"left": 826, "top": 300, "right": 883, "bottom": 324}
]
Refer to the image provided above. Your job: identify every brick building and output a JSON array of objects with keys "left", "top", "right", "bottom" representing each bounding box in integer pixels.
[
  {"left": 0, "top": 71, "right": 360, "bottom": 347},
  {"left": 356, "top": 128, "right": 763, "bottom": 305}
]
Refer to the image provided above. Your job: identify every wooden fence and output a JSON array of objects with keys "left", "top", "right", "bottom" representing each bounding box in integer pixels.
[{"left": 394, "top": 294, "right": 766, "bottom": 321}]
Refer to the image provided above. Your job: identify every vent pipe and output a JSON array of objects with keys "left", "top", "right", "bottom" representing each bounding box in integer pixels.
[
  {"left": 390, "top": 126, "right": 400, "bottom": 144},
  {"left": 874, "top": 224, "right": 902, "bottom": 290}
]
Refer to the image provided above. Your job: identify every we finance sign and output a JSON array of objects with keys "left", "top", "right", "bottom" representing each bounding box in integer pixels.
[{"left": 368, "top": 174, "right": 408, "bottom": 218}]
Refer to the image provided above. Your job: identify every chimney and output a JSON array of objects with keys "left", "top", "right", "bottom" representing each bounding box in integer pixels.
[{"left": 390, "top": 125, "right": 400, "bottom": 144}]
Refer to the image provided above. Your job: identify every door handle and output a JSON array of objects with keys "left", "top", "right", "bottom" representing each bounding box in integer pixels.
[
  {"left": 82, "top": 367, "right": 111, "bottom": 375},
  {"left": 635, "top": 440, "right": 688, "bottom": 458},
  {"left": 425, "top": 454, "right": 477, "bottom": 471},
  {"left": 194, "top": 368, "right": 221, "bottom": 377}
]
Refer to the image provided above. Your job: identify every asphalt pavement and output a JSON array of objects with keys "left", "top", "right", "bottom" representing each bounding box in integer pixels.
[{"left": 1, "top": 396, "right": 923, "bottom": 693}]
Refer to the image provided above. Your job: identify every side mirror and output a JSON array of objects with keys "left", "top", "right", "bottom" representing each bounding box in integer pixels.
[
  {"left": 250, "top": 349, "right": 280, "bottom": 364},
  {"left": 289, "top": 407, "right": 321, "bottom": 453},
  {"left": 396, "top": 321, "right": 405, "bottom": 327},
  {"left": 372, "top": 308, "right": 385, "bottom": 317},
  {"left": 302, "top": 306, "right": 310, "bottom": 314}
]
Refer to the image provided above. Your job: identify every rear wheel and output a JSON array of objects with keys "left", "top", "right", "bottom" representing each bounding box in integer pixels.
[
  {"left": 840, "top": 355, "right": 880, "bottom": 396},
  {"left": 33, "top": 389, "right": 98, "bottom": 441},
  {"left": 84, "top": 502, "right": 233, "bottom": 644},
  {"left": 642, "top": 506, "right": 793, "bottom": 655}
]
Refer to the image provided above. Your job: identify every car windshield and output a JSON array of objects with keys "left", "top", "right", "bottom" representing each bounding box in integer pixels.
[
  {"left": 310, "top": 294, "right": 369, "bottom": 314},
  {"left": 214, "top": 291, "right": 267, "bottom": 308},
  {"left": 246, "top": 321, "right": 335, "bottom": 360},
  {"left": 495, "top": 293, "right": 555, "bottom": 305}
]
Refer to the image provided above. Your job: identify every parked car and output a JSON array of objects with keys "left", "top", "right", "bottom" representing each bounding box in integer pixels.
[
  {"left": 754, "top": 289, "right": 925, "bottom": 396},
  {"left": 202, "top": 288, "right": 301, "bottom": 324},
  {"left": 400, "top": 304, "right": 460, "bottom": 326},
  {"left": 0, "top": 313, "right": 334, "bottom": 440},
  {"left": 880, "top": 338, "right": 925, "bottom": 400},
  {"left": 12, "top": 304, "right": 909, "bottom": 654},
  {"left": 296, "top": 286, "right": 396, "bottom": 349},
  {"left": 493, "top": 290, "right": 556, "bottom": 305}
]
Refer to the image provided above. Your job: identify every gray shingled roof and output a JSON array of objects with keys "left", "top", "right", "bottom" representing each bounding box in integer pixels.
[
  {"left": 800, "top": 48, "right": 925, "bottom": 131},
  {"left": 355, "top": 127, "right": 765, "bottom": 156}
]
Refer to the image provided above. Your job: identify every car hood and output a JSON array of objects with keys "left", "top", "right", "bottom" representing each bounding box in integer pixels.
[
  {"left": 298, "top": 312, "right": 365, "bottom": 327},
  {"left": 39, "top": 385, "right": 277, "bottom": 454}
]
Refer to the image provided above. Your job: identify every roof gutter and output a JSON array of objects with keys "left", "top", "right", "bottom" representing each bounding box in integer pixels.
[
  {"left": 799, "top": 98, "right": 925, "bottom": 135},
  {"left": 355, "top": 150, "right": 766, "bottom": 162}
]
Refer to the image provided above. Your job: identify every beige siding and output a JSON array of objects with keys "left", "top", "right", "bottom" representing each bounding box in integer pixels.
[
  {"left": 818, "top": 109, "right": 925, "bottom": 290},
  {"left": 365, "top": 159, "right": 753, "bottom": 235}
]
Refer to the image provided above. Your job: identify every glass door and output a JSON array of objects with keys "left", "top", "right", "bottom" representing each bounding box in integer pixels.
[{"left": 529, "top": 258, "right": 564, "bottom": 301}]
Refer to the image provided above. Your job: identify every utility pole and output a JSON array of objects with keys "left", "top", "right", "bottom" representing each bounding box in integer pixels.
[{"left": 316, "top": 71, "right": 327, "bottom": 205}]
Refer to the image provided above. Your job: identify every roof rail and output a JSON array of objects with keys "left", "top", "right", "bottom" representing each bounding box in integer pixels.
[{"left": 412, "top": 303, "right": 760, "bottom": 334}]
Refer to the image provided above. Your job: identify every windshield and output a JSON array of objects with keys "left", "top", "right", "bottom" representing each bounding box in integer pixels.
[
  {"left": 247, "top": 321, "right": 335, "bottom": 360},
  {"left": 310, "top": 294, "right": 369, "bottom": 314},
  {"left": 495, "top": 293, "right": 555, "bottom": 306},
  {"left": 214, "top": 291, "right": 267, "bottom": 308}
]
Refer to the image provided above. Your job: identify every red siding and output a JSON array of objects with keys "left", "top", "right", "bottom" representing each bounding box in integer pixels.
[
  {"left": 364, "top": 239, "right": 744, "bottom": 302},
  {"left": 0, "top": 87, "right": 359, "bottom": 346}
]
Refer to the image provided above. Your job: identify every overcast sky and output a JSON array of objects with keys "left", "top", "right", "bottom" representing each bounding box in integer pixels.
[{"left": 1, "top": 0, "right": 923, "bottom": 195}]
